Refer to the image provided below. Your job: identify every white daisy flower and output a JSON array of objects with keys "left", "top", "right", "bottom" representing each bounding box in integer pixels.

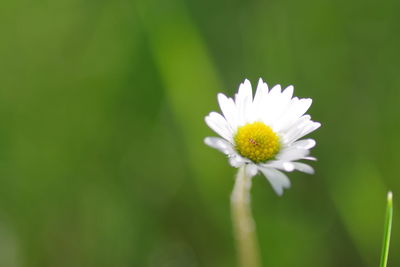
[{"left": 204, "top": 78, "right": 321, "bottom": 195}]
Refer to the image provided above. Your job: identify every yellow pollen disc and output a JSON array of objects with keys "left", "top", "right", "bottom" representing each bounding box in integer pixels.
[{"left": 234, "top": 122, "right": 280, "bottom": 163}]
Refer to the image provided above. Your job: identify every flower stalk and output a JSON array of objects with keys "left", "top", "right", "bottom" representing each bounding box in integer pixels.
[{"left": 231, "top": 165, "right": 261, "bottom": 267}]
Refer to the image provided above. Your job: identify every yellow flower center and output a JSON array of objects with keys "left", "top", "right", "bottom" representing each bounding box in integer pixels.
[{"left": 234, "top": 122, "right": 280, "bottom": 163}]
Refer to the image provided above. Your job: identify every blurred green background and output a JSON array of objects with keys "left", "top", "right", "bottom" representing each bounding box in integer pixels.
[{"left": 0, "top": 0, "right": 400, "bottom": 266}]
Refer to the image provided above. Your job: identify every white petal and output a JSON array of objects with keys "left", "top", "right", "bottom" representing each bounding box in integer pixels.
[
  {"left": 217, "top": 93, "right": 238, "bottom": 130},
  {"left": 261, "top": 84, "right": 292, "bottom": 126},
  {"left": 259, "top": 166, "right": 291, "bottom": 196},
  {"left": 272, "top": 98, "right": 312, "bottom": 132},
  {"left": 293, "top": 162, "right": 315, "bottom": 174},
  {"left": 254, "top": 78, "right": 268, "bottom": 102},
  {"left": 246, "top": 164, "right": 259, "bottom": 177},
  {"left": 304, "top": 156, "right": 317, "bottom": 161},
  {"left": 277, "top": 147, "right": 310, "bottom": 161},
  {"left": 205, "top": 112, "right": 234, "bottom": 143},
  {"left": 287, "top": 121, "right": 321, "bottom": 143},
  {"left": 253, "top": 79, "right": 268, "bottom": 117},
  {"left": 282, "top": 85, "right": 294, "bottom": 99},
  {"left": 281, "top": 116, "right": 320, "bottom": 145},
  {"left": 262, "top": 160, "right": 295, "bottom": 172},
  {"left": 269, "top": 84, "right": 282, "bottom": 95},
  {"left": 235, "top": 79, "right": 253, "bottom": 126},
  {"left": 282, "top": 114, "right": 311, "bottom": 134},
  {"left": 204, "top": 137, "right": 235, "bottom": 155},
  {"left": 291, "top": 139, "right": 316, "bottom": 150}
]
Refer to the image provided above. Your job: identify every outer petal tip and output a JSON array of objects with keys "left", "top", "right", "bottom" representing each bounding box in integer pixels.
[
  {"left": 217, "top": 92, "right": 226, "bottom": 100},
  {"left": 293, "top": 162, "right": 315, "bottom": 174},
  {"left": 204, "top": 137, "right": 212, "bottom": 146},
  {"left": 270, "top": 84, "right": 282, "bottom": 94},
  {"left": 283, "top": 85, "right": 294, "bottom": 98},
  {"left": 259, "top": 167, "right": 291, "bottom": 196},
  {"left": 312, "top": 122, "right": 322, "bottom": 131}
]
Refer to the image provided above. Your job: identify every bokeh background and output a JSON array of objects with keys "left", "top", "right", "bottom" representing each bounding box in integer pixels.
[{"left": 1, "top": 0, "right": 400, "bottom": 266}]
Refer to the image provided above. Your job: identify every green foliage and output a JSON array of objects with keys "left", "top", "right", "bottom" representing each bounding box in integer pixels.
[
  {"left": 380, "top": 192, "right": 393, "bottom": 267},
  {"left": 0, "top": 0, "right": 399, "bottom": 266}
]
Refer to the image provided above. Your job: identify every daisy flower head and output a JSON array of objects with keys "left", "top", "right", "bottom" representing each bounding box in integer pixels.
[{"left": 204, "top": 79, "right": 321, "bottom": 195}]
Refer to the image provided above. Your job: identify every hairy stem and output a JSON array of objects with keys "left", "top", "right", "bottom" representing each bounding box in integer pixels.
[{"left": 231, "top": 166, "right": 261, "bottom": 267}]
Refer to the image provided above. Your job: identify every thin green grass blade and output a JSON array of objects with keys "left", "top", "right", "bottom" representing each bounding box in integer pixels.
[{"left": 379, "top": 191, "right": 393, "bottom": 267}]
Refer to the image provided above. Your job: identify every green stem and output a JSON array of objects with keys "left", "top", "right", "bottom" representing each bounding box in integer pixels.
[
  {"left": 231, "top": 166, "right": 261, "bottom": 267},
  {"left": 379, "top": 191, "right": 393, "bottom": 267}
]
